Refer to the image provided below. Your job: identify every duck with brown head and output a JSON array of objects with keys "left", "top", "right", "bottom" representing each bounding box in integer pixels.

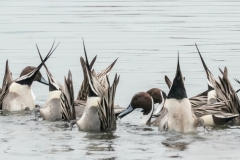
[
  {"left": 118, "top": 92, "right": 154, "bottom": 125},
  {"left": 19, "top": 66, "right": 49, "bottom": 100},
  {"left": 20, "top": 66, "right": 49, "bottom": 85},
  {"left": 0, "top": 42, "right": 58, "bottom": 112}
]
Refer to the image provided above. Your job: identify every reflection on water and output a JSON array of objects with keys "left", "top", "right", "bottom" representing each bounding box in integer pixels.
[
  {"left": 0, "top": 0, "right": 240, "bottom": 159},
  {"left": 84, "top": 132, "right": 117, "bottom": 158},
  {"left": 84, "top": 132, "right": 119, "bottom": 140}
]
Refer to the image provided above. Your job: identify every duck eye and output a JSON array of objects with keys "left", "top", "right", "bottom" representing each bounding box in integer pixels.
[{"left": 135, "top": 97, "right": 138, "bottom": 100}]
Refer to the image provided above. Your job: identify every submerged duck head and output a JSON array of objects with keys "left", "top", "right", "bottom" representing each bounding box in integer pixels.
[
  {"left": 118, "top": 92, "right": 154, "bottom": 124},
  {"left": 20, "top": 66, "right": 49, "bottom": 85}
]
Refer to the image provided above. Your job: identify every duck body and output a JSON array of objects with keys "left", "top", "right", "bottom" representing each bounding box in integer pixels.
[
  {"left": 2, "top": 82, "right": 34, "bottom": 111},
  {"left": 40, "top": 90, "right": 62, "bottom": 121},
  {"left": 1, "top": 43, "right": 58, "bottom": 112},
  {"left": 160, "top": 98, "right": 198, "bottom": 133},
  {"left": 77, "top": 97, "right": 101, "bottom": 131},
  {"left": 157, "top": 54, "right": 199, "bottom": 133}
]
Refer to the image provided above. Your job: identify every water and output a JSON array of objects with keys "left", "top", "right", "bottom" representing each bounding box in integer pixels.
[{"left": 0, "top": 0, "right": 240, "bottom": 159}]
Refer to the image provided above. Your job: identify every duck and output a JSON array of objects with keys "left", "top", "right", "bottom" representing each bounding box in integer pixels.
[
  {"left": 194, "top": 44, "right": 240, "bottom": 124},
  {"left": 61, "top": 41, "right": 120, "bottom": 131},
  {"left": 146, "top": 88, "right": 166, "bottom": 117},
  {"left": 148, "top": 87, "right": 238, "bottom": 126},
  {"left": 194, "top": 43, "right": 218, "bottom": 104},
  {"left": 119, "top": 54, "right": 199, "bottom": 133},
  {"left": 0, "top": 42, "right": 57, "bottom": 112},
  {"left": 153, "top": 54, "right": 199, "bottom": 133},
  {"left": 117, "top": 92, "right": 154, "bottom": 126},
  {"left": 34, "top": 44, "right": 63, "bottom": 121},
  {"left": 215, "top": 67, "right": 240, "bottom": 124},
  {"left": 37, "top": 48, "right": 121, "bottom": 121}
]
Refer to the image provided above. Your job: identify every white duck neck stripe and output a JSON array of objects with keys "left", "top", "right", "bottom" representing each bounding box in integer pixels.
[
  {"left": 141, "top": 97, "right": 154, "bottom": 125},
  {"left": 154, "top": 91, "right": 164, "bottom": 115}
]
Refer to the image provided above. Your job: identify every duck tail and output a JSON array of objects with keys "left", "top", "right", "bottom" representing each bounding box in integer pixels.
[
  {"left": 36, "top": 42, "right": 61, "bottom": 91},
  {"left": 16, "top": 41, "right": 59, "bottom": 85}
]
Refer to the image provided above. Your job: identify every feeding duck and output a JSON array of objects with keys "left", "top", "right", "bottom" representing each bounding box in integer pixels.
[
  {"left": 0, "top": 43, "right": 57, "bottom": 112},
  {"left": 36, "top": 43, "right": 121, "bottom": 121},
  {"left": 119, "top": 54, "right": 200, "bottom": 133},
  {"left": 61, "top": 40, "right": 120, "bottom": 131},
  {"left": 34, "top": 42, "right": 64, "bottom": 121},
  {"left": 193, "top": 44, "right": 240, "bottom": 124},
  {"left": 157, "top": 74, "right": 238, "bottom": 126}
]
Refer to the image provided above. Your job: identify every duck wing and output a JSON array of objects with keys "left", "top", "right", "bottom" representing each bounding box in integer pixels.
[
  {"left": 0, "top": 60, "right": 13, "bottom": 110},
  {"left": 215, "top": 67, "right": 240, "bottom": 124},
  {"left": 76, "top": 56, "right": 97, "bottom": 101},
  {"left": 98, "top": 73, "right": 120, "bottom": 131},
  {"left": 61, "top": 71, "right": 76, "bottom": 121}
]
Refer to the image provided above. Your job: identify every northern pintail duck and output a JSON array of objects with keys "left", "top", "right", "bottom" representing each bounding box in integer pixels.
[
  {"left": 62, "top": 41, "right": 120, "bottom": 131},
  {"left": 147, "top": 87, "right": 238, "bottom": 126},
  {"left": 37, "top": 47, "right": 122, "bottom": 121},
  {"left": 215, "top": 67, "right": 240, "bottom": 124},
  {"left": 76, "top": 53, "right": 121, "bottom": 109},
  {"left": 146, "top": 88, "right": 166, "bottom": 117},
  {"left": 156, "top": 54, "right": 199, "bottom": 133},
  {"left": 34, "top": 43, "right": 64, "bottom": 121},
  {"left": 118, "top": 92, "right": 154, "bottom": 126},
  {"left": 194, "top": 44, "right": 240, "bottom": 124},
  {"left": 0, "top": 44, "right": 55, "bottom": 112},
  {"left": 119, "top": 54, "right": 199, "bottom": 133},
  {"left": 195, "top": 44, "right": 218, "bottom": 104}
]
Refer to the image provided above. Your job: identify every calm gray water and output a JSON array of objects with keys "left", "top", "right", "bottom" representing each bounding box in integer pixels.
[{"left": 1, "top": 0, "right": 240, "bottom": 159}]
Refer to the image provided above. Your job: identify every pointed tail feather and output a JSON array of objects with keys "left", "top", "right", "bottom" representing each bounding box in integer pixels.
[
  {"left": 15, "top": 41, "right": 59, "bottom": 85},
  {"left": 36, "top": 43, "right": 61, "bottom": 91},
  {"left": 195, "top": 43, "right": 216, "bottom": 88}
]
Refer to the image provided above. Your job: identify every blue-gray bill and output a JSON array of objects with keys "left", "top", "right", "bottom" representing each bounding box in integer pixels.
[
  {"left": 38, "top": 76, "right": 49, "bottom": 85},
  {"left": 117, "top": 105, "right": 134, "bottom": 119}
]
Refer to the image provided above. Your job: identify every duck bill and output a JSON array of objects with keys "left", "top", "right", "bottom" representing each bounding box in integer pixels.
[
  {"left": 117, "top": 105, "right": 134, "bottom": 119},
  {"left": 38, "top": 76, "right": 49, "bottom": 85}
]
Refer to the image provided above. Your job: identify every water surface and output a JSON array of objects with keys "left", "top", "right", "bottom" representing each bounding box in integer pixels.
[{"left": 0, "top": 0, "right": 240, "bottom": 159}]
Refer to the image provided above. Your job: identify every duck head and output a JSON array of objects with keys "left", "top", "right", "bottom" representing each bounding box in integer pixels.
[
  {"left": 118, "top": 92, "right": 154, "bottom": 125},
  {"left": 146, "top": 88, "right": 167, "bottom": 117},
  {"left": 20, "top": 66, "right": 49, "bottom": 85}
]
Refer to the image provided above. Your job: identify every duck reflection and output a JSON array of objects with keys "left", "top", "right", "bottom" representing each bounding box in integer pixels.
[
  {"left": 161, "top": 133, "right": 191, "bottom": 151},
  {"left": 84, "top": 132, "right": 118, "bottom": 156}
]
